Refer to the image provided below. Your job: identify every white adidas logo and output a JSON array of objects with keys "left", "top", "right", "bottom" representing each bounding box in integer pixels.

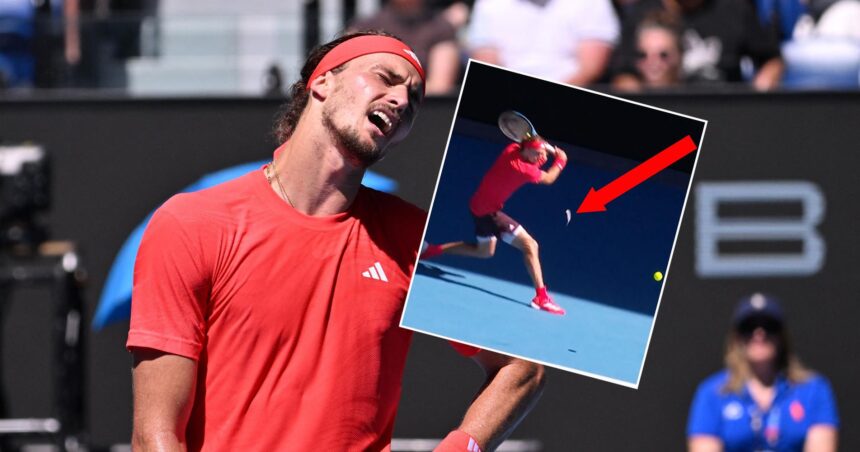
[
  {"left": 361, "top": 262, "right": 388, "bottom": 282},
  {"left": 402, "top": 49, "right": 422, "bottom": 69}
]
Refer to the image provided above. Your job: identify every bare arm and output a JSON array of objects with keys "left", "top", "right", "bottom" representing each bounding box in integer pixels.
[
  {"left": 64, "top": 0, "right": 80, "bottom": 64},
  {"left": 804, "top": 425, "right": 838, "bottom": 452},
  {"left": 471, "top": 47, "right": 501, "bottom": 66},
  {"left": 457, "top": 351, "right": 545, "bottom": 451},
  {"left": 539, "top": 148, "right": 567, "bottom": 185},
  {"left": 565, "top": 40, "right": 614, "bottom": 87},
  {"left": 752, "top": 57, "right": 784, "bottom": 91},
  {"left": 611, "top": 73, "right": 643, "bottom": 92},
  {"left": 426, "top": 41, "right": 461, "bottom": 96},
  {"left": 688, "top": 435, "right": 723, "bottom": 452},
  {"left": 132, "top": 348, "right": 198, "bottom": 452}
]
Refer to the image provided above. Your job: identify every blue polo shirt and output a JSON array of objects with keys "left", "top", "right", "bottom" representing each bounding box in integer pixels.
[{"left": 687, "top": 370, "right": 839, "bottom": 452}]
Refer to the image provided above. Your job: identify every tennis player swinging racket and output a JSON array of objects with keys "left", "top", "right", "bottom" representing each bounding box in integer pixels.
[{"left": 422, "top": 111, "right": 568, "bottom": 315}]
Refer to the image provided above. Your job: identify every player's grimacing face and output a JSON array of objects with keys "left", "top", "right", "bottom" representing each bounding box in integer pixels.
[{"left": 321, "top": 53, "right": 423, "bottom": 167}]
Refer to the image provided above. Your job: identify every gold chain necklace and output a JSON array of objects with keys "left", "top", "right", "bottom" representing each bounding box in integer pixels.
[{"left": 265, "top": 162, "right": 295, "bottom": 207}]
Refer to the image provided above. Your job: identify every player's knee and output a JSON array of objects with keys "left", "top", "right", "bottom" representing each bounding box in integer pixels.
[
  {"left": 479, "top": 243, "right": 496, "bottom": 258},
  {"left": 522, "top": 237, "right": 538, "bottom": 255},
  {"left": 472, "top": 239, "right": 492, "bottom": 258}
]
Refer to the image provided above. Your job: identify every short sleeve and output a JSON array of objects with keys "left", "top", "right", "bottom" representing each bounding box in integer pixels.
[
  {"left": 126, "top": 204, "right": 212, "bottom": 360},
  {"left": 466, "top": 0, "right": 500, "bottom": 50},
  {"left": 807, "top": 376, "right": 840, "bottom": 427},
  {"left": 574, "top": 0, "right": 620, "bottom": 45},
  {"left": 687, "top": 379, "right": 722, "bottom": 437}
]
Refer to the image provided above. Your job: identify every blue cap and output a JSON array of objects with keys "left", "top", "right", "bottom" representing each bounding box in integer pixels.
[{"left": 732, "top": 293, "right": 784, "bottom": 328}]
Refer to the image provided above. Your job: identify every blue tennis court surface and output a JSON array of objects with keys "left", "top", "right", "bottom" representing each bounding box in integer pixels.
[
  {"left": 401, "top": 121, "right": 696, "bottom": 387},
  {"left": 404, "top": 262, "right": 654, "bottom": 385}
]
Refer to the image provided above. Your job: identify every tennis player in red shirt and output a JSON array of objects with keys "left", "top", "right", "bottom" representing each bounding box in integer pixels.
[
  {"left": 422, "top": 137, "right": 568, "bottom": 315},
  {"left": 128, "top": 31, "right": 544, "bottom": 452}
]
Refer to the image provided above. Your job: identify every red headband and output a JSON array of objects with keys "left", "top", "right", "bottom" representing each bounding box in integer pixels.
[
  {"left": 524, "top": 137, "right": 546, "bottom": 149},
  {"left": 305, "top": 35, "right": 426, "bottom": 91}
]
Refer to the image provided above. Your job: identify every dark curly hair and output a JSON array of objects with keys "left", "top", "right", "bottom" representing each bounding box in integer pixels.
[{"left": 273, "top": 30, "right": 399, "bottom": 144}]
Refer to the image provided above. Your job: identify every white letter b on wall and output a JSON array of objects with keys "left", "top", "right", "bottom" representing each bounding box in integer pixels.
[{"left": 696, "top": 181, "right": 825, "bottom": 278}]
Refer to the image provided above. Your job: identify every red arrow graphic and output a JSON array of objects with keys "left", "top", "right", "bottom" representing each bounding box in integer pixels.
[{"left": 576, "top": 135, "right": 697, "bottom": 214}]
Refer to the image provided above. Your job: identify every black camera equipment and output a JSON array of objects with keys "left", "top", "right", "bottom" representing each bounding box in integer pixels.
[{"left": 0, "top": 144, "right": 86, "bottom": 451}]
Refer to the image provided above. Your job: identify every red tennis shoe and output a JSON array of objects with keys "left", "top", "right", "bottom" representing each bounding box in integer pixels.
[
  {"left": 531, "top": 293, "right": 566, "bottom": 315},
  {"left": 420, "top": 243, "right": 444, "bottom": 259}
]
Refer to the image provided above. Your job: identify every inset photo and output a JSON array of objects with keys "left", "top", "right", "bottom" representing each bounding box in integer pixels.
[{"left": 402, "top": 61, "right": 707, "bottom": 388}]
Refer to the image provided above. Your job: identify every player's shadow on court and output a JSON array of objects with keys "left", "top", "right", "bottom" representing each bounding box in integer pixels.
[{"left": 416, "top": 263, "right": 531, "bottom": 308}]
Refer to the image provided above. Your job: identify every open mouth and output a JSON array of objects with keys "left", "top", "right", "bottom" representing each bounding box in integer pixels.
[{"left": 368, "top": 110, "right": 395, "bottom": 136}]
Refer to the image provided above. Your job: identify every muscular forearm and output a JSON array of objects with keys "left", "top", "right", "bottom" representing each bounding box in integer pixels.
[
  {"left": 459, "top": 359, "right": 545, "bottom": 451},
  {"left": 540, "top": 151, "right": 567, "bottom": 185},
  {"left": 541, "top": 166, "right": 563, "bottom": 185},
  {"left": 565, "top": 41, "right": 613, "bottom": 87},
  {"left": 132, "top": 430, "right": 187, "bottom": 452},
  {"left": 132, "top": 349, "right": 197, "bottom": 452}
]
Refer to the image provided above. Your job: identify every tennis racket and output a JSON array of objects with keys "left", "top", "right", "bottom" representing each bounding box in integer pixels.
[
  {"left": 498, "top": 110, "right": 557, "bottom": 156},
  {"left": 498, "top": 110, "right": 538, "bottom": 143}
]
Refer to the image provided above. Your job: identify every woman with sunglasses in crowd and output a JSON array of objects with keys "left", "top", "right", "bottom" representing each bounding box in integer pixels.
[
  {"left": 687, "top": 293, "right": 839, "bottom": 452},
  {"left": 631, "top": 15, "right": 683, "bottom": 90}
]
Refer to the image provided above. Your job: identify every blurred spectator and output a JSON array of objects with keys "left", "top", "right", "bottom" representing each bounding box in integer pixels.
[
  {"left": 467, "top": 0, "right": 619, "bottom": 86},
  {"left": 796, "top": 0, "right": 860, "bottom": 39},
  {"left": 68, "top": 0, "right": 158, "bottom": 89},
  {"left": 349, "top": 0, "right": 462, "bottom": 95},
  {"left": 0, "top": 0, "right": 35, "bottom": 88},
  {"left": 781, "top": 0, "right": 860, "bottom": 88},
  {"left": 29, "top": 0, "right": 77, "bottom": 88},
  {"left": 613, "top": 0, "right": 645, "bottom": 19},
  {"left": 755, "top": 0, "right": 807, "bottom": 41},
  {"left": 108, "top": 0, "right": 158, "bottom": 61},
  {"left": 633, "top": 13, "right": 684, "bottom": 89},
  {"left": 612, "top": 0, "right": 784, "bottom": 92},
  {"left": 687, "top": 293, "right": 839, "bottom": 452},
  {"left": 757, "top": 0, "right": 860, "bottom": 42}
]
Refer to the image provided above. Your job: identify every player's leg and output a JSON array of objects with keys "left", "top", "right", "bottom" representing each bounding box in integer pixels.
[
  {"left": 420, "top": 213, "right": 500, "bottom": 259},
  {"left": 505, "top": 227, "right": 544, "bottom": 289},
  {"left": 423, "top": 237, "right": 496, "bottom": 258},
  {"left": 504, "top": 222, "right": 565, "bottom": 316}
]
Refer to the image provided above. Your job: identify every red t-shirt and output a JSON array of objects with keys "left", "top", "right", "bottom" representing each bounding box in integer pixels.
[
  {"left": 127, "top": 168, "right": 427, "bottom": 451},
  {"left": 469, "top": 143, "right": 543, "bottom": 216}
]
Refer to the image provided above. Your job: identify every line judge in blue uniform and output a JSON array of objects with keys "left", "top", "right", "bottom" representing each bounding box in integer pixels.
[{"left": 687, "top": 293, "right": 839, "bottom": 452}]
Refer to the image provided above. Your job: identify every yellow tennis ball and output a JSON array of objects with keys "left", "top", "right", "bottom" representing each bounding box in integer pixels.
[{"left": 653, "top": 271, "right": 663, "bottom": 282}]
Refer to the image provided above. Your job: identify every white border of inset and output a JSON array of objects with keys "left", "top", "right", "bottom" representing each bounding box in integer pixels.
[{"left": 401, "top": 60, "right": 708, "bottom": 389}]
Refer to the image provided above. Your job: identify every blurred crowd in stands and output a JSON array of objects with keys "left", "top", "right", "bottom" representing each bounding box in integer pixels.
[
  {"left": 366, "top": 0, "right": 860, "bottom": 93},
  {"left": 0, "top": 0, "right": 157, "bottom": 90},
  {"left": 1, "top": 0, "right": 858, "bottom": 92}
]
